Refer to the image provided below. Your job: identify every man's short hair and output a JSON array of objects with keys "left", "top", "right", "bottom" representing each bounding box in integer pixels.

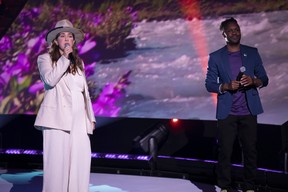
[{"left": 219, "top": 17, "right": 238, "bottom": 31}]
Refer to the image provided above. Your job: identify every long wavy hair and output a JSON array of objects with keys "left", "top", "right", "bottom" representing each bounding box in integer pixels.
[{"left": 48, "top": 33, "right": 84, "bottom": 74}]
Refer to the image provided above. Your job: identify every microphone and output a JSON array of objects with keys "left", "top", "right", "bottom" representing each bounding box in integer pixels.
[
  {"left": 64, "top": 43, "right": 76, "bottom": 64},
  {"left": 223, "top": 32, "right": 229, "bottom": 43},
  {"left": 236, "top": 66, "right": 246, "bottom": 81}
]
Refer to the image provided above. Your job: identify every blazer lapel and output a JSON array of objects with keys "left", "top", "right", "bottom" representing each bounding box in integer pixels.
[
  {"left": 220, "top": 46, "right": 232, "bottom": 81},
  {"left": 240, "top": 45, "right": 249, "bottom": 71},
  {"left": 62, "top": 73, "right": 72, "bottom": 91}
]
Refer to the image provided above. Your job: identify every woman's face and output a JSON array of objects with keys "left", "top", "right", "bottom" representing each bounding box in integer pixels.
[{"left": 54, "top": 32, "right": 75, "bottom": 52}]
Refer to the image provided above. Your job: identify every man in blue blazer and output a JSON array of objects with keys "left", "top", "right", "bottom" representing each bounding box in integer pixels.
[{"left": 205, "top": 17, "right": 269, "bottom": 192}]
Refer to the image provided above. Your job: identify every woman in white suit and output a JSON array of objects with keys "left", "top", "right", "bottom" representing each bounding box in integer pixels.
[{"left": 34, "top": 19, "right": 96, "bottom": 192}]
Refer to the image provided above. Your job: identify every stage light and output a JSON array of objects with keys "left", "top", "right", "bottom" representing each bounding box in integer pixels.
[
  {"left": 171, "top": 118, "right": 178, "bottom": 123},
  {"left": 133, "top": 122, "right": 169, "bottom": 154},
  {"left": 132, "top": 122, "right": 169, "bottom": 171},
  {"left": 169, "top": 118, "right": 183, "bottom": 131}
]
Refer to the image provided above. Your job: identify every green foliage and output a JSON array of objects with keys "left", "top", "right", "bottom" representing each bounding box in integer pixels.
[
  {"left": 0, "top": 76, "right": 32, "bottom": 113},
  {"left": 129, "top": 0, "right": 183, "bottom": 21},
  {"left": 93, "top": 7, "right": 135, "bottom": 50},
  {"left": 198, "top": 0, "right": 288, "bottom": 17}
]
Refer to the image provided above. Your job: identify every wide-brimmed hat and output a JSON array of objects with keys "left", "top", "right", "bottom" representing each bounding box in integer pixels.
[{"left": 46, "top": 19, "right": 85, "bottom": 45}]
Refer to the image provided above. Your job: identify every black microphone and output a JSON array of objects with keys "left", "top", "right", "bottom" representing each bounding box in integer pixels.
[
  {"left": 236, "top": 66, "right": 246, "bottom": 81},
  {"left": 64, "top": 43, "right": 76, "bottom": 64}
]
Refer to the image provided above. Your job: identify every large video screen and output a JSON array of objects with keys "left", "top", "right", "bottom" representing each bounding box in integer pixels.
[{"left": 0, "top": 0, "right": 287, "bottom": 125}]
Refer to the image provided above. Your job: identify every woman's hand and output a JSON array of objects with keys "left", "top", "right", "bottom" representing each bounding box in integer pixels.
[
  {"left": 63, "top": 44, "right": 73, "bottom": 59},
  {"left": 92, "top": 122, "right": 96, "bottom": 131}
]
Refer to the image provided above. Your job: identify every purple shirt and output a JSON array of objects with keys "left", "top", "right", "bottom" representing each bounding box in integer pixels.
[{"left": 228, "top": 51, "right": 250, "bottom": 115}]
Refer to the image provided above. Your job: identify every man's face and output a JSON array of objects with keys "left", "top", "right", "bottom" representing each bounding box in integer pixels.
[{"left": 223, "top": 22, "right": 241, "bottom": 45}]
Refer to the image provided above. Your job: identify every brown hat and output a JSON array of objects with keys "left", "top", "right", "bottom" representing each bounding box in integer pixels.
[{"left": 46, "top": 19, "right": 84, "bottom": 45}]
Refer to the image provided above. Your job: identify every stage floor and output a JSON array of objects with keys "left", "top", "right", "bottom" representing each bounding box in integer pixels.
[
  {"left": 1, "top": 168, "right": 287, "bottom": 192},
  {"left": 0, "top": 168, "right": 224, "bottom": 192}
]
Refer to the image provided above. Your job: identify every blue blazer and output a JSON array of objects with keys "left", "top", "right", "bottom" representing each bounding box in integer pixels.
[{"left": 205, "top": 45, "right": 269, "bottom": 120}]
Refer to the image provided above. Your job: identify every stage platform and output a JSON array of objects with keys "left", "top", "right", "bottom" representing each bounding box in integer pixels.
[
  {"left": 0, "top": 151, "right": 287, "bottom": 192},
  {"left": 1, "top": 115, "right": 288, "bottom": 191},
  {"left": 0, "top": 168, "right": 287, "bottom": 192},
  {"left": 0, "top": 168, "right": 220, "bottom": 192}
]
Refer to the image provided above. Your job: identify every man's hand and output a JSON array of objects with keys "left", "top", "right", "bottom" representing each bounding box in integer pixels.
[
  {"left": 222, "top": 80, "right": 240, "bottom": 92},
  {"left": 240, "top": 74, "right": 254, "bottom": 87}
]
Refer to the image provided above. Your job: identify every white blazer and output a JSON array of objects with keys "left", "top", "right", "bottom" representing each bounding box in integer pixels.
[{"left": 34, "top": 53, "right": 96, "bottom": 134}]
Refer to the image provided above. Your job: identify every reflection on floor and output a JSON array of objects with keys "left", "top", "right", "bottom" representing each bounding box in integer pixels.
[{"left": 0, "top": 168, "right": 224, "bottom": 192}]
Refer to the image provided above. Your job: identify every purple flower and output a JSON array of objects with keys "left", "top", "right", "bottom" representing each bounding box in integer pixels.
[
  {"left": 85, "top": 62, "right": 96, "bottom": 77},
  {"left": 78, "top": 39, "right": 97, "bottom": 54},
  {"left": 0, "top": 71, "right": 10, "bottom": 84},
  {"left": 92, "top": 70, "right": 132, "bottom": 117},
  {"left": 9, "top": 53, "right": 30, "bottom": 77},
  {"left": 0, "top": 36, "right": 12, "bottom": 50},
  {"left": 131, "top": 11, "right": 138, "bottom": 21},
  {"left": 125, "top": 6, "right": 133, "bottom": 13},
  {"left": 27, "top": 34, "right": 46, "bottom": 55},
  {"left": 28, "top": 81, "right": 43, "bottom": 94},
  {"left": 92, "top": 83, "right": 122, "bottom": 117},
  {"left": 93, "top": 15, "right": 103, "bottom": 26}
]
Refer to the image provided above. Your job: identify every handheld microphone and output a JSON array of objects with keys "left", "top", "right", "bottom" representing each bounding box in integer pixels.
[
  {"left": 236, "top": 66, "right": 246, "bottom": 81},
  {"left": 223, "top": 32, "right": 229, "bottom": 43},
  {"left": 64, "top": 43, "right": 76, "bottom": 64}
]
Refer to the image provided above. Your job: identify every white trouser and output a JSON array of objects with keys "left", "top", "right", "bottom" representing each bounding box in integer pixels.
[{"left": 42, "top": 128, "right": 91, "bottom": 192}]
